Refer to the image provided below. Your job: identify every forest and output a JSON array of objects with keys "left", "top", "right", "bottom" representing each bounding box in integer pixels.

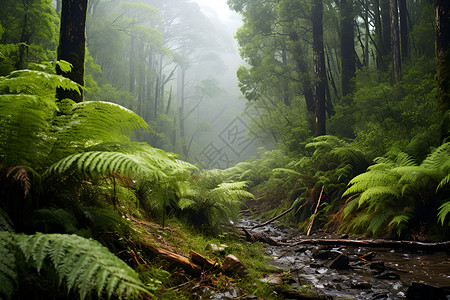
[{"left": 0, "top": 0, "right": 449, "bottom": 299}]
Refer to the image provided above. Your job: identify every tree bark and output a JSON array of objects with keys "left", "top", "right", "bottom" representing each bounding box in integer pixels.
[
  {"left": 340, "top": 0, "right": 356, "bottom": 97},
  {"left": 312, "top": 0, "right": 327, "bottom": 137},
  {"left": 398, "top": 0, "right": 409, "bottom": 59},
  {"left": 56, "top": 0, "right": 88, "bottom": 103},
  {"left": 435, "top": 0, "right": 450, "bottom": 114},
  {"left": 390, "top": 0, "right": 402, "bottom": 83}
]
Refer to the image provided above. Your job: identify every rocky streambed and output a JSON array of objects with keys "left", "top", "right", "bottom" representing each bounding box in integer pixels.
[{"left": 237, "top": 217, "right": 450, "bottom": 300}]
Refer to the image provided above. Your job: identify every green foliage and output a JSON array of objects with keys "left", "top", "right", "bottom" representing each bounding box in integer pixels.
[
  {"left": 178, "top": 170, "right": 254, "bottom": 227},
  {"left": 0, "top": 231, "right": 153, "bottom": 300},
  {"left": 342, "top": 144, "right": 450, "bottom": 237}
]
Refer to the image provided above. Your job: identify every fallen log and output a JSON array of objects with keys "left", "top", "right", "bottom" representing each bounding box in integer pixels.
[
  {"left": 290, "top": 238, "right": 450, "bottom": 251},
  {"left": 144, "top": 241, "right": 203, "bottom": 276},
  {"left": 251, "top": 206, "right": 294, "bottom": 229},
  {"left": 240, "top": 228, "right": 450, "bottom": 251}
]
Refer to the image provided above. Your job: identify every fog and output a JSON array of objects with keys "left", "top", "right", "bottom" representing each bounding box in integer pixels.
[{"left": 83, "top": 0, "right": 268, "bottom": 169}]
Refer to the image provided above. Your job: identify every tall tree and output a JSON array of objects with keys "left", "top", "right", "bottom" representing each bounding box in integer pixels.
[
  {"left": 56, "top": 0, "right": 88, "bottom": 103},
  {"left": 340, "top": 0, "right": 356, "bottom": 96},
  {"left": 312, "top": 0, "right": 327, "bottom": 136},
  {"left": 390, "top": 0, "right": 401, "bottom": 83},
  {"left": 398, "top": 0, "right": 409, "bottom": 59},
  {"left": 435, "top": 0, "right": 450, "bottom": 115}
]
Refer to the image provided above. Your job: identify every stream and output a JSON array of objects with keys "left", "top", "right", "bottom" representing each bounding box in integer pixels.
[{"left": 237, "top": 217, "right": 450, "bottom": 300}]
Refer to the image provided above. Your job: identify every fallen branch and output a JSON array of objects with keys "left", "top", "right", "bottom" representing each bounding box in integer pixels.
[
  {"left": 251, "top": 207, "right": 294, "bottom": 229},
  {"left": 307, "top": 186, "right": 324, "bottom": 236},
  {"left": 290, "top": 238, "right": 450, "bottom": 252}
]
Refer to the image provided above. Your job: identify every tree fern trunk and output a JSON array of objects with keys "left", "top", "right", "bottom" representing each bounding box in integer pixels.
[{"left": 56, "top": 0, "right": 88, "bottom": 103}]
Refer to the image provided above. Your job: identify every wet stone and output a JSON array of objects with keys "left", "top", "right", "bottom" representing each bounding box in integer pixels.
[
  {"left": 405, "top": 282, "right": 450, "bottom": 300},
  {"left": 313, "top": 249, "right": 342, "bottom": 260},
  {"left": 222, "top": 254, "right": 248, "bottom": 277},
  {"left": 374, "top": 272, "right": 400, "bottom": 280},
  {"left": 370, "top": 261, "right": 385, "bottom": 270},
  {"left": 351, "top": 280, "right": 372, "bottom": 289},
  {"left": 328, "top": 253, "right": 350, "bottom": 270}
]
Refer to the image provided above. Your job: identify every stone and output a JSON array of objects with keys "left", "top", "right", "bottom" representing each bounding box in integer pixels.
[
  {"left": 328, "top": 253, "right": 350, "bottom": 270},
  {"left": 260, "top": 274, "right": 283, "bottom": 285},
  {"left": 351, "top": 281, "right": 371, "bottom": 289},
  {"left": 222, "top": 254, "right": 248, "bottom": 277},
  {"left": 374, "top": 272, "right": 400, "bottom": 280},
  {"left": 405, "top": 282, "right": 450, "bottom": 300},
  {"left": 313, "top": 249, "right": 342, "bottom": 260},
  {"left": 370, "top": 261, "right": 385, "bottom": 270}
]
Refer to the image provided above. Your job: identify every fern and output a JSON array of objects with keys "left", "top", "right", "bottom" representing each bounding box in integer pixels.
[
  {"left": 0, "top": 68, "right": 80, "bottom": 97},
  {"left": 358, "top": 186, "right": 400, "bottom": 207},
  {"left": 14, "top": 232, "right": 152, "bottom": 299},
  {"left": 389, "top": 214, "right": 413, "bottom": 236},
  {"left": 437, "top": 202, "right": 450, "bottom": 226}
]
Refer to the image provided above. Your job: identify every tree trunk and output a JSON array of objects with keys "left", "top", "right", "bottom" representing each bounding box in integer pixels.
[
  {"left": 398, "top": 0, "right": 409, "bottom": 59},
  {"left": 129, "top": 36, "right": 135, "bottom": 96},
  {"left": 340, "top": 0, "right": 356, "bottom": 97},
  {"left": 178, "top": 66, "right": 188, "bottom": 157},
  {"left": 281, "top": 46, "right": 290, "bottom": 106},
  {"left": 312, "top": 0, "right": 327, "bottom": 137},
  {"left": 289, "top": 32, "right": 314, "bottom": 112},
  {"left": 56, "top": 0, "right": 88, "bottom": 103},
  {"left": 374, "top": 0, "right": 383, "bottom": 69},
  {"left": 380, "top": 0, "right": 391, "bottom": 70},
  {"left": 435, "top": 0, "right": 450, "bottom": 114},
  {"left": 390, "top": 0, "right": 401, "bottom": 83},
  {"left": 16, "top": 10, "right": 29, "bottom": 70}
]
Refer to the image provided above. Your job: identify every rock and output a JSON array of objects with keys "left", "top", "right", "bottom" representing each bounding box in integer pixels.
[
  {"left": 339, "top": 234, "right": 349, "bottom": 239},
  {"left": 405, "top": 282, "right": 450, "bottom": 300},
  {"left": 370, "top": 261, "right": 385, "bottom": 270},
  {"left": 260, "top": 274, "right": 283, "bottom": 285},
  {"left": 374, "top": 272, "right": 400, "bottom": 280},
  {"left": 313, "top": 250, "right": 342, "bottom": 260},
  {"left": 208, "top": 243, "right": 228, "bottom": 254},
  {"left": 222, "top": 254, "right": 248, "bottom": 277},
  {"left": 328, "top": 253, "right": 350, "bottom": 270},
  {"left": 351, "top": 281, "right": 371, "bottom": 289}
]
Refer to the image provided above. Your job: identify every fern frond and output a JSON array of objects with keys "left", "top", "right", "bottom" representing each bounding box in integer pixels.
[
  {"left": 45, "top": 151, "right": 161, "bottom": 180},
  {"left": 16, "top": 233, "right": 151, "bottom": 299},
  {"left": 0, "top": 94, "right": 55, "bottom": 167},
  {"left": 358, "top": 186, "right": 400, "bottom": 207},
  {"left": 421, "top": 142, "right": 450, "bottom": 170},
  {"left": 0, "top": 69, "right": 80, "bottom": 96},
  {"left": 367, "top": 213, "right": 387, "bottom": 235},
  {"left": 343, "top": 197, "right": 360, "bottom": 218},
  {"left": 437, "top": 174, "right": 450, "bottom": 191},
  {"left": 343, "top": 170, "right": 398, "bottom": 196},
  {"left": 272, "top": 168, "right": 301, "bottom": 176},
  {"left": 437, "top": 201, "right": 450, "bottom": 226},
  {"left": 389, "top": 214, "right": 412, "bottom": 236}
]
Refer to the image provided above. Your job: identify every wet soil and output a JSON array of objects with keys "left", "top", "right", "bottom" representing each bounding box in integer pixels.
[{"left": 237, "top": 217, "right": 450, "bottom": 299}]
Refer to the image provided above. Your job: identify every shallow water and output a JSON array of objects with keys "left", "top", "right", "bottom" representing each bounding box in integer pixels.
[{"left": 238, "top": 217, "right": 450, "bottom": 299}]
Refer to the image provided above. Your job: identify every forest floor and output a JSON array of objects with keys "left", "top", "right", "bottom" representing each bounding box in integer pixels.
[{"left": 130, "top": 214, "right": 449, "bottom": 299}]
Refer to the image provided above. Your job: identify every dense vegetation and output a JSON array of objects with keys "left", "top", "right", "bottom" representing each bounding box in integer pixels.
[{"left": 0, "top": 0, "right": 449, "bottom": 299}]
